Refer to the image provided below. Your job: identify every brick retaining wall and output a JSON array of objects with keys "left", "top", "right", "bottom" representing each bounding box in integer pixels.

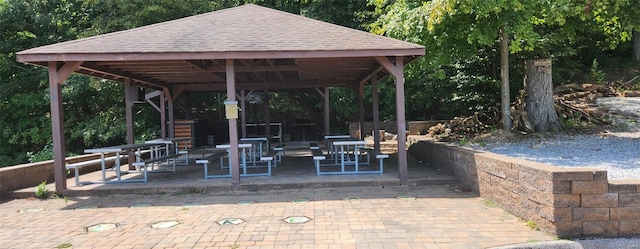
[
  {"left": 408, "top": 141, "right": 640, "bottom": 238},
  {"left": 0, "top": 153, "right": 119, "bottom": 198}
]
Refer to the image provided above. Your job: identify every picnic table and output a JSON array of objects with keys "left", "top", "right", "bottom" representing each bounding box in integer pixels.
[
  {"left": 324, "top": 135, "right": 360, "bottom": 160},
  {"left": 239, "top": 137, "right": 267, "bottom": 165},
  {"left": 82, "top": 143, "right": 157, "bottom": 184},
  {"left": 312, "top": 136, "right": 386, "bottom": 175},
  {"left": 145, "top": 137, "right": 191, "bottom": 166},
  {"left": 215, "top": 143, "right": 271, "bottom": 177},
  {"left": 196, "top": 142, "right": 275, "bottom": 178}
]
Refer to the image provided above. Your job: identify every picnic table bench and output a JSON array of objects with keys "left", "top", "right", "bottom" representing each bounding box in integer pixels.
[
  {"left": 66, "top": 154, "right": 126, "bottom": 186},
  {"left": 273, "top": 143, "right": 286, "bottom": 162},
  {"left": 197, "top": 149, "right": 278, "bottom": 178},
  {"left": 310, "top": 140, "right": 388, "bottom": 175}
]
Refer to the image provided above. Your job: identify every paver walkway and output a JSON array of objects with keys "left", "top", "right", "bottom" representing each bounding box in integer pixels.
[{"left": 0, "top": 185, "right": 555, "bottom": 249}]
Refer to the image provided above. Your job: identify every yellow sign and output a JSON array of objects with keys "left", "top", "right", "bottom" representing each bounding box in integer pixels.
[{"left": 224, "top": 100, "right": 238, "bottom": 119}]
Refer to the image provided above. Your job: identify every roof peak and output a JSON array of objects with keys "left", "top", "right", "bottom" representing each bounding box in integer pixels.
[{"left": 18, "top": 4, "right": 424, "bottom": 59}]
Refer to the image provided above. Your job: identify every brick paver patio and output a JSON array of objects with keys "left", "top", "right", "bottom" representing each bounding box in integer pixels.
[{"left": 0, "top": 185, "right": 555, "bottom": 249}]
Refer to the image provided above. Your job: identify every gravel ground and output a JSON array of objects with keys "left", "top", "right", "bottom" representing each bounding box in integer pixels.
[{"left": 469, "top": 97, "right": 640, "bottom": 180}]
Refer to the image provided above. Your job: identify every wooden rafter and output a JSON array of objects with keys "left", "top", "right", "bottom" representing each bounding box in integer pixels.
[{"left": 267, "top": 59, "right": 285, "bottom": 82}]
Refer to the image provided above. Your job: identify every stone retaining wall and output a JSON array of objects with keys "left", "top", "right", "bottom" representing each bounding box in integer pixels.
[
  {"left": 348, "top": 120, "right": 446, "bottom": 138},
  {"left": 0, "top": 153, "right": 119, "bottom": 198},
  {"left": 408, "top": 141, "right": 640, "bottom": 238}
]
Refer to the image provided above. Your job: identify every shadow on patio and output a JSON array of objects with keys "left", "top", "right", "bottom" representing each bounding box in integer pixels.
[{"left": 8, "top": 142, "right": 458, "bottom": 198}]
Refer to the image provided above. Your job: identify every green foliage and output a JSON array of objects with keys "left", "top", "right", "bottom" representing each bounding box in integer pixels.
[
  {"left": 457, "top": 137, "right": 467, "bottom": 146},
  {"left": 483, "top": 199, "right": 497, "bottom": 208},
  {"left": 27, "top": 143, "right": 53, "bottom": 163},
  {"left": 526, "top": 220, "right": 540, "bottom": 231},
  {"left": 0, "top": 0, "right": 89, "bottom": 166},
  {"left": 55, "top": 243, "right": 72, "bottom": 249},
  {"left": 35, "top": 181, "right": 50, "bottom": 199},
  {"left": 1, "top": 0, "right": 639, "bottom": 168},
  {"left": 590, "top": 59, "right": 606, "bottom": 84}
]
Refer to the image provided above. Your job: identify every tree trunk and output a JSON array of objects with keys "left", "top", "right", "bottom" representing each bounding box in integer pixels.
[
  {"left": 500, "top": 29, "right": 511, "bottom": 130},
  {"left": 524, "top": 59, "right": 561, "bottom": 132},
  {"left": 634, "top": 30, "right": 640, "bottom": 62}
]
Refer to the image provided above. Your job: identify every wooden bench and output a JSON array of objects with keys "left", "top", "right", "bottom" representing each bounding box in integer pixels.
[
  {"left": 195, "top": 152, "right": 228, "bottom": 179},
  {"left": 178, "top": 149, "right": 189, "bottom": 165},
  {"left": 257, "top": 150, "right": 277, "bottom": 176},
  {"left": 200, "top": 150, "right": 277, "bottom": 178},
  {"left": 131, "top": 152, "right": 180, "bottom": 173},
  {"left": 310, "top": 148, "right": 327, "bottom": 175},
  {"left": 273, "top": 144, "right": 286, "bottom": 162},
  {"left": 375, "top": 153, "right": 390, "bottom": 173},
  {"left": 261, "top": 150, "right": 279, "bottom": 168},
  {"left": 66, "top": 155, "right": 122, "bottom": 186}
]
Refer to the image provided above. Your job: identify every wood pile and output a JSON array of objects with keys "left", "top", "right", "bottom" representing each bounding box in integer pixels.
[
  {"left": 426, "top": 106, "right": 500, "bottom": 141},
  {"left": 553, "top": 83, "right": 616, "bottom": 126},
  {"left": 427, "top": 81, "right": 633, "bottom": 141}
]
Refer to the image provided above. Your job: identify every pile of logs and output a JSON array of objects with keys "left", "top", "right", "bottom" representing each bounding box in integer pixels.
[
  {"left": 427, "top": 81, "right": 633, "bottom": 141},
  {"left": 426, "top": 106, "right": 500, "bottom": 141},
  {"left": 553, "top": 83, "right": 617, "bottom": 125}
]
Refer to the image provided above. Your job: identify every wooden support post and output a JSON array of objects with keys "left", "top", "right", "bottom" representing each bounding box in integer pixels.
[
  {"left": 166, "top": 89, "right": 175, "bottom": 138},
  {"left": 240, "top": 90, "right": 247, "bottom": 138},
  {"left": 394, "top": 57, "right": 408, "bottom": 184},
  {"left": 264, "top": 84, "right": 271, "bottom": 149},
  {"left": 47, "top": 61, "right": 82, "bottom": 192},
  {"left": 124, "top": 79, "right": 136, "bottom": 169},
  {"left": 376, "top": 56, "right": 408, "bottom": 184},
  {"left": 358, "top": 81, "right": 365, "bottom": 139},
  {"left": 160, "top": 91, "right": 166, "bottom": 138},
  {"left": 226, "top": 59, "right": 240, "bottom": 188},
  {"left": 372, "top": 73, "right": 381, "bottom": 154},
  {"left": 324, "top": 87, "right": 330, "bottom": 136}
]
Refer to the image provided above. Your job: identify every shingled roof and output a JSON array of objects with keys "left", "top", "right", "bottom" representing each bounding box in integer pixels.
[
  {"left": 18, "top": 4, "right": 423, "bottom": 191},
  {"left": 17, "top": 4, "right": 425, "bottom": 91}
]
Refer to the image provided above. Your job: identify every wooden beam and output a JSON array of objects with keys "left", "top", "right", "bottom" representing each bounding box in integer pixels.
[
  {"left": 47, "top": 61, "right": 81, "bottom": 192},
  {"left": 145, "top": 90, "right": 161, "bottom": 99},
  {"left": 315, "top": 88, "right": 324, "bottom": 97},
  {"left": 226, "top": 59, "right": 241, "bottom": 189},
  {"left": 184, "top": 60, "right": 226, "bottom": 82},
  {"left": 239, "top": 59, "right": 268, "bottom": 83},
  {"left": 79, "top": 62, "right": 167, "bottom": 89},
  {"left": 357, "top": 65, "right": 384, "bottom": 84},
  {"left": 266, "top": 59, "right": 286, "bottom": 82},
  {"left": 124, "top": 78, "right": 136, "bottom": 169},
  {"left": 324, "top": 87, "right": 330, "bottom": 136},
  {"left": 56, "top": 61, "right": 83, "bottom": 83},
  {"left": 375, "top": 57, "right": 398, "bottom": 78},
  {"left": 17, "top": 48, "right": 425, "bottom": 62},
  {"left": 160, "top": 91, "right": 167, "bottom": 138},
  {"left": 174, "top": 80, "right": 349, "bottom": 92},
  {"left": 372, "top": 73, "right": 380, "bottom": 154},
  {"left": 358, "top": 81, "right": 365, "bottom": 139},
  {"left": 393, "top": 56, "right": 408, "bottom": 184},
  {"left": 240, "top": 90, "right": 247, "bottom": 138},
  {"left": 214, "top": 59, "right": 249, "bottom": 83}
]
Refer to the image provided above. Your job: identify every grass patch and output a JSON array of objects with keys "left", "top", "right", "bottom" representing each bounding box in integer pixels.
[
  {"left": 56, "top": 243, "right": 72, "bottom": 248},
  {"left": 483, "top": 199, "right": 498, "bottom": 208},
  {"left": 526, "top": 220, "right": 540, "bottom": 231},
  {"left": 35, "top": 181, "right": 50, "bottom": 199},
  {"left": 171, "top": 187, "right": 206, "bottom": 196}
]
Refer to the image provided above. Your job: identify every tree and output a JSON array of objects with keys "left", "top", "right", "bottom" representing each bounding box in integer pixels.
[
  {"left": 524, "top": 59, "right": 560, "bottom": 132},
  {"left": 635, "top": 31, "right": 640, "bottom": 61},
  {"left": 581, "top": 0, "right": 640, "bottom": 62},
  {"left": 0, "top": 0, "right": 90, "bottom": 166},
  {"left": 370, "top": 0, "right": 588, "bottom": 130}
]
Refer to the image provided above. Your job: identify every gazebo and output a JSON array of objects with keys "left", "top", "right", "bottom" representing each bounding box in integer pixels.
[{"left": 16, "top": 4, "right": 425, "bottom": 191}]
